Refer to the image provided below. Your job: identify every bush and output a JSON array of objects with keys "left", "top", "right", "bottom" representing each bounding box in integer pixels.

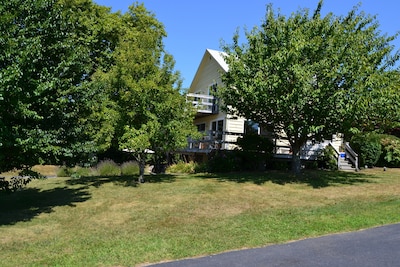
[
  {"left": 236, "top": 134, "right": 274, "bottom": 154},
  {"left": 166, "top": 161, "right": 196, "bottom": 174},
  {"left": 235, "top": 134, "right": 274, "bottom": 171},
  {"left": 350, "top": 133, "right": 382, "bottom": 168},
  {"left": 207, "top": 151, "right": 242, "bottom": 173},
  {"left": 317, "top": 145, "right": 338, "bottom": 170},
  {"left": 57, "top": 166, "right": 92, "bottom": 178},
  {"left": 96, "top": 159, "right": 121, "bottom": 176},
  {"left": 121, "top": 161, "right": 140, "bottom": 176},
  {"left": 378, "top": 134, "right": 400, "bottom": 167},
  {"left": 166, "top": 161, "right": 208, "bottom": 174},
  {"left": 57, "top": 166, "right": 74, "bottom": 177}
]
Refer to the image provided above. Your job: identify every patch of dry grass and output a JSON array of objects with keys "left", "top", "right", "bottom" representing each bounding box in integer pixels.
[{"left": 0, "top": 168, "right": 399, "bottom": 266}]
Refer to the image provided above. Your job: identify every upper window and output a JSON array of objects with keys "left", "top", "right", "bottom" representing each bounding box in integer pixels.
[{"left": 208, "top": 83, "right": 218, "bottom": 95}]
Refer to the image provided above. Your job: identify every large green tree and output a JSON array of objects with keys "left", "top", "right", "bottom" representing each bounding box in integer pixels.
[
  {"left": 94, "top": 3, "right": 196, "bottom": 182},
  {"left": 219, "top": 1, "right": 399, "bottom": 174},
  {"left": 0, "top": 0, "right": 118, "bottom": 175},
  {"left": 349, "top": 70, "right": 400, "bottom": 134}
]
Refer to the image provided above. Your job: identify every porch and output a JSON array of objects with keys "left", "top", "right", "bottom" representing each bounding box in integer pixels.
[{"left": 182, "top": 132, "right": 358, "bottom": 171}]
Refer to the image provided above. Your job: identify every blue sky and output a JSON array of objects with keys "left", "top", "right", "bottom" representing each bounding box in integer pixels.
[{"left": 94, "top": 0, "right": 400, "bottom": 88}]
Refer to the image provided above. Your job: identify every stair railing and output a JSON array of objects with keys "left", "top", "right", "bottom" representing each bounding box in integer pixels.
[
  {"left": 328, "top": 143, "right": 340, "bottom": 170},
  {"left": 345, "top": 142, "right": 359, "bottom": 171}
]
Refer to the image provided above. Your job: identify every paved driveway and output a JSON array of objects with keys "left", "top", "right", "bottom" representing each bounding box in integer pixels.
[{"left": 147, "top": 223, "right": 400, "bottom": 267}]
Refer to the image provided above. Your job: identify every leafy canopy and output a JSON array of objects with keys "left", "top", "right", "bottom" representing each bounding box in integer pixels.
[
  {"left": 93, "top": 3, "right": 196, "bottom": 181},
  {"left": 219, "top": 1, "right": 399, "bottom": 173},
  {"left": 0, "top": 0, "right": 118, "bottom": 172}
]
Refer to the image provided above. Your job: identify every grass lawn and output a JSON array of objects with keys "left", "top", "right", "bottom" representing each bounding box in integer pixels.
[{"left": 1, "top": 167, "right": 399, "bottom": 266}]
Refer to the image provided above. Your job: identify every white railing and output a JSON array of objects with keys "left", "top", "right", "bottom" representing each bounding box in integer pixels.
[
  {"left": 345, "top": 142, "right": 359, "bottom": 170},
  {"left": 186, "top": 130, "right": 224, "bottom": 152},
  {"left": 186, "top": 93, "right": 218, "bottom": 114}
]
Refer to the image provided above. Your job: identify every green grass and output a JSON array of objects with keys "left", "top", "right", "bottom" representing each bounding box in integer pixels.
[{"left": 1, "top": 168, "right": 399, "bottom": 266}]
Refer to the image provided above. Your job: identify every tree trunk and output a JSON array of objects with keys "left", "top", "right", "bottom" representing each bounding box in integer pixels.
[
  {"left": 138, "top": 154, "right": 145, "bottom": 183},
  {"left": 291, "top": 144, "right": 302, "bottom": 175}
]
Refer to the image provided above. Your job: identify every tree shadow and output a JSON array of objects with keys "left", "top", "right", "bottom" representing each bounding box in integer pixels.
[
  {"left": 0, "top": 186, "right": 91, "bottom": 225},
  {"left": 196, "top": 170, "right": 375, "bottom": 188},
  {"left": 65, "top": 174, "right": 176, "bottom": 188}
]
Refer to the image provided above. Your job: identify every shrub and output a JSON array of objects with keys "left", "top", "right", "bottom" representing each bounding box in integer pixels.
[
  {"left": 57, "top": 166, "right": 74, "bottom": 177},
  {"left": 96, "top": 159, "right": 121, "bottom": 176},
  {"left": 378, "top": 134, "right": 400, "bottom": 167},
  {"left": 165, "top": 161, "right": 208, "bottom": 174},
  {"left": 57, "top": 166, "right": 92, "bottom": 178},
  {"left": 236, "top": 134, "right": 274, "bottom": 154},
  {"left": 121, "top": 161, "right": 140, "bottom": 176},
  {"left": 166, "top": 161, "right": 197, "bottom": 174},
  {"left": 207, "top": 151, "right": 241, "bottom": 173},
  {"left": 350, "top": 133, "right": 382, "bottom": 167},
  {"left": 317, "top": 145, "right": 338, "bottom": 170},
  {"left": 236, "top": 134, "right": 274, "bottom": 171}
]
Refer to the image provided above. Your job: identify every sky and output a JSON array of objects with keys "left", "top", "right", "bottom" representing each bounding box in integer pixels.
[{"left": 93, "top": 0, "right": 400, "bottom": 89}]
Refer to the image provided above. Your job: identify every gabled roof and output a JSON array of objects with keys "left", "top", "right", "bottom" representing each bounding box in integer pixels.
[
  {"left": 206, "top": 48, "right": 229, "bottom": 72},
  {"left": 189, "top": 49, "right": 229, "bottom": 90}
]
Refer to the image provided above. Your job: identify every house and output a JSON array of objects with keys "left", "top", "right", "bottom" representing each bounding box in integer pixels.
[
  {"left": 184, "top": 49, "right": 245, "bottom": 158},
  {"left": 183, "top": 49, "right": 358, "bottom": 170}
]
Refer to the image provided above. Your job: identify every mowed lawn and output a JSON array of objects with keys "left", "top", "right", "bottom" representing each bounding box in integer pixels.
[{"left": 1, "top": 167, "right": 399, "bottom": 266}]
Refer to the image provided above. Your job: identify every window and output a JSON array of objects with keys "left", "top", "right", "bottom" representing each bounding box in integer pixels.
[
  {"left": 244, "top": 120, "right": 259, "bottom": 135},
  {"left": 208, "top": 83, "right": 219, "bottom": 113},
  {"left": 212, "top": 120, "right": 224, "bottom": 140},
  {"left": 197, "top": 123, "right": 206, "bottom": 132},
  {"left": 208, "top": 83, "right": 218, "bottom": 95}
]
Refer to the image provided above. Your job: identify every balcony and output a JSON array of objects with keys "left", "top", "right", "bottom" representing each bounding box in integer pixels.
[{"left": 186, "top": 93, "right": 219, "bottom": 117}]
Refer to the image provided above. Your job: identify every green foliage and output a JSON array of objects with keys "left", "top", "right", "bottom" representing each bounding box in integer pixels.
[
  {"left": 57, "top": 160, "right": 139, "bottom": 178},
  {"left": 317, "top": 146, "right": 338, "bottom": 170},
  {"left": 96, "top": 160, "right": 121, "bottom": 177},
  {"left": 236, "top": 134, "right": 274, "bottom": 154},
  {"left": 349, "top": 71, "right": 400, "bottom": 134},
  {"left": 166, "top": 161, "right": 198, "bottom": 174},
  {"left": 235, "top": 134, "right": 274, "bottom": 171},
  {"left": 121, "top": 161, "right": 140, "bottom": 176},
  {"left": 378, "top": 135, "right": 400, "bottom": 167},
  {"left": 220, "top": 1, "right": 399, "bottom": 174},
  {"left": 207, "top": 151, "right": 242, "bottom": 173},
  {"left": 0, "top": 169, "right": 44, "bottom": 193},
  {"left": 207, "top": 150, "right": 269, "bottom": 173},
  {"left": 0, "top": 0, "right": 120, "bottom": 173},
  {"left": 350, "top": 133, "right": 382, "bottom": 167},
  {"left": 0, "top": 0, "right": 195, "bottom": 185},
  {"left": 165, "top": 161, "right": 208, "bottom": 174},
  {"left": 91, "top": 3, "right": 197, "bottom": 181},
  {"left": 57, "top": 166, "right": 92, "bottom": 179}
]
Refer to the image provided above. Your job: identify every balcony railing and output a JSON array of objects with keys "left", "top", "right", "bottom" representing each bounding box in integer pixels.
[{"left": 186, "top": 93, "right": 218, "bottom": 114}]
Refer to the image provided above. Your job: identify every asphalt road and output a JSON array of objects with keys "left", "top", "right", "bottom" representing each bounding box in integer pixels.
[{"left": 147, "top": 223, "right": 400, "bottom": 267}]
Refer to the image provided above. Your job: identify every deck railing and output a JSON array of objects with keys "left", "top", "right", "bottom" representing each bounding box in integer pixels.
[{"left": 186, "top": 93, "right": 218, "bottom": 114}]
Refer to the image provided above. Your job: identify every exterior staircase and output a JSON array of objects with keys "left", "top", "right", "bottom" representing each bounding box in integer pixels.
[
  {"left": 338, "top": 155, "right": 356, "bottom": 171},
  {"left": 336, "top": 143, "right": 359, "bottom": 172}
]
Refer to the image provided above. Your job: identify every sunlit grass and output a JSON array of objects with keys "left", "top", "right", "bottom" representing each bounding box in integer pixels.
[{"left": 0, "top": 168, "right": 399, "bottom": 266}]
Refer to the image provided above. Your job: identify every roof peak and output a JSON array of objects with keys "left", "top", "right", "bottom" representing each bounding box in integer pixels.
[{"left": 206, "top": 49, "right": 228, "bottom": 72}]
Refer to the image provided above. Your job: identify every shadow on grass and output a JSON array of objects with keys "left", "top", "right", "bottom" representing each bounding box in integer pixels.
[
  {"left": 66, "top": 174, "right": 176, "bottom": 188},
  {"left": 0, "top": 186, "right": 90, "bottom": 225},
  {"left": 196, "top": 170, "right": 374, "bottom": 188}
]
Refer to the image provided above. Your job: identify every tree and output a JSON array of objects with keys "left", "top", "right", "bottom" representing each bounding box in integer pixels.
[
  {"left": 349, "top": 70, "right": 400, "bottom": 134},
  {"left": 219, "top": 1, "right": 399, "bottom": 174},
  {"left": 0, "top": 0, "right": 118, "bottom": 179},
  {"left": 95, "top": 3, "right": 196, "bottom": 182}
]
